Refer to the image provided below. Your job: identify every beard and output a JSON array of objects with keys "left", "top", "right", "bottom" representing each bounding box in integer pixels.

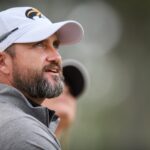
[{"left": 12, "top": 62, "right": 64, "bottom": 100}]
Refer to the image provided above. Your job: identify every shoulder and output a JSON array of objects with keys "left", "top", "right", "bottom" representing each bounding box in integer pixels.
[{"left": 0, "top": 115, "right": 61, "bottom": 150}]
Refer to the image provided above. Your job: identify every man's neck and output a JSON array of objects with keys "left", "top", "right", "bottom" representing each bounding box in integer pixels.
[{"left": 22, "top": 92, "right": 44, "bottom": 106}]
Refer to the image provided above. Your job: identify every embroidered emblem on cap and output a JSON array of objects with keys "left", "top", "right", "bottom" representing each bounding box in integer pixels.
[
  {"left": 0, "top": 27, "right": 18, "bottom": 43},
  {"left": 25, "top": 8, "right": 42, "bottom": 19}
]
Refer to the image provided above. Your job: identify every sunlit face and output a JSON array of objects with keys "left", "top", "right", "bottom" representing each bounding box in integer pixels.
[
  {"left": 8, "top": 34, "right": 64, "bottom": 102},
  {"left": 42, "top": 85, "right": 77, "bottom": 137}
]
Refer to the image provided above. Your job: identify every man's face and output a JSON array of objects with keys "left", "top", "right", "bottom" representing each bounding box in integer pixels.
[{"left": 9, "top": 34, "right": 64, "bottom": 102}]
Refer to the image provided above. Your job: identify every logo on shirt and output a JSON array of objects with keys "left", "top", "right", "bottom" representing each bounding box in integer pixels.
[{"left": 25, "top": 8, "right": 43, "bottom": 19}]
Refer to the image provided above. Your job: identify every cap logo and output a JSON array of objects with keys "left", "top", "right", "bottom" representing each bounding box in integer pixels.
[
  {"left": 25, "top": 8, "right": 42, "bottom": 19},
  {"left": 0, "top": 27, "right": 18, "bottom": 43}
]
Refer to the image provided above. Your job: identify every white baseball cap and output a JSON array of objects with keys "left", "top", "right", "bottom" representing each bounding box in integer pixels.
[{"left": 0, "top": 7, "right": 84, "bottom": 51}]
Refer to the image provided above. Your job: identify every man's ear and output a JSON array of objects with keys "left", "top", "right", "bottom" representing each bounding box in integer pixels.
[{"left": 0, "top": 52, "right": 11, "bottom": 74}]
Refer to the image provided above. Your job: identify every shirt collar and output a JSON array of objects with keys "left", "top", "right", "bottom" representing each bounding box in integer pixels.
[{"left": 0, "top": 83, "right": 59, "bottom": 133}]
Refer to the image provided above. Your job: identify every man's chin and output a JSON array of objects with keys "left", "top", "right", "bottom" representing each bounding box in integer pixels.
[
  {"left": 47, "top": 78, "right": 63, "bottom": 88},
  {"left": 45, "top": 73, "right": 61, "bottom": 82}
]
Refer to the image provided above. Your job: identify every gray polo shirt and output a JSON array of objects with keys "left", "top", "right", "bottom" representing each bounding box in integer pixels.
[{"left": 0, "top": 83, "right": 61, "bottom": 150}]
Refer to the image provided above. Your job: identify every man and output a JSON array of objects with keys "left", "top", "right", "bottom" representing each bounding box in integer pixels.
[
  {"left": 42, "top": 59, "right": 89, "bottom": 137},
  {"left": 0, "top": 7, "right": 83, "bottom": 150}
]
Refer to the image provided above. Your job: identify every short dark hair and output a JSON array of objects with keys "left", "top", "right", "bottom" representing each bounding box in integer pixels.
[{"left": 4, "top": 44, "right": 16, "bottom": 58}]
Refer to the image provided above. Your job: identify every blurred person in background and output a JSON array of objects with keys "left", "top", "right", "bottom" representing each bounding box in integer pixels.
[
  {"left": 0, "top": 6, "right": 84, "bottom": 150},
  {"left": 42, "top": 59, "right": 89, "bottom": 138}
]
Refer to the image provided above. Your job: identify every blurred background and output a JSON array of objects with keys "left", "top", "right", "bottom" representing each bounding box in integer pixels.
[{"left": 1, "top": 0, "right": 150, "bottom": 149}]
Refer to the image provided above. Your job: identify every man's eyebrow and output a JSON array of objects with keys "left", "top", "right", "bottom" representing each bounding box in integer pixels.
[{"left": 30, "top": 39, "right": 45, "bottom": 45}]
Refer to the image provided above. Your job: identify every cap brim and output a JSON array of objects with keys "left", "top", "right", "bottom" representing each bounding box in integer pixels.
[
  {"left": 63, "top": 59, "right": 89, "bottom": 98},
  {"left": 15, "top": 20, "right": 84, "bottom": 45}
]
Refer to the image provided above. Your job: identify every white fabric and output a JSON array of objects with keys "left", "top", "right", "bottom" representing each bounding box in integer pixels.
[{"left": 0, "top": 7, "right": 84, "bottom": 51}]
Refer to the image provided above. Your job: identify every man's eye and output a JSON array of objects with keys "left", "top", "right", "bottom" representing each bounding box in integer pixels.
[
  {"left": 53, "top": 40, "right": 60, "bottom": 49},
  {"left": 34, "top": 42, "right": 45, "bottom": 48}
]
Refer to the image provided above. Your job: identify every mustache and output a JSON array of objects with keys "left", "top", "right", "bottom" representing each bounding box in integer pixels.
[{"left": 42, "top": 61, "right": 62, "bottom": 73}]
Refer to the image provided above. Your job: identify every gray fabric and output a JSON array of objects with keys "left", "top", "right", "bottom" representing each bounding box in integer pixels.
[{"left": 0, "top": 83, "right": 61, "bottom": 150}]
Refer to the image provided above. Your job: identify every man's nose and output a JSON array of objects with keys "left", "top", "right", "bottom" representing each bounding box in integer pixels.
[{"left": 46, "top": 50, "right": 62, "bottom": 63}]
